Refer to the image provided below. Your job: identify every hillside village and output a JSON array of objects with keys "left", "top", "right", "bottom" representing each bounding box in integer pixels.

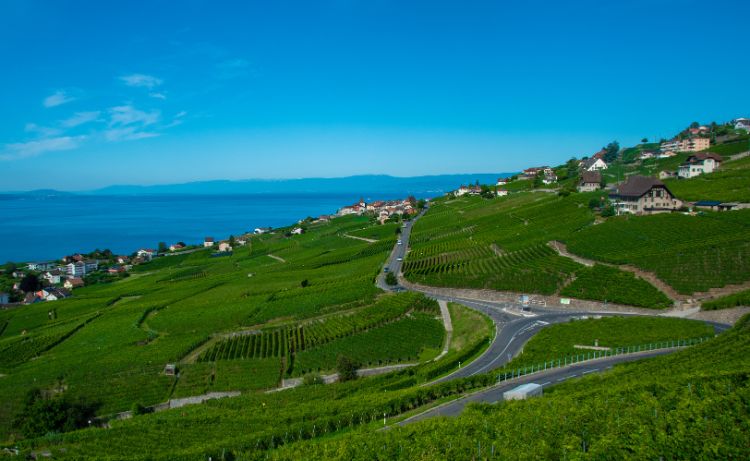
[{"left": 454, "top": 117, "right": 750, "bottom": 215}]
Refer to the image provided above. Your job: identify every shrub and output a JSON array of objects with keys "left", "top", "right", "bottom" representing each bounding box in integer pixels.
[{"left": 336, "top": 355, "right": 358, "bottom": 382}]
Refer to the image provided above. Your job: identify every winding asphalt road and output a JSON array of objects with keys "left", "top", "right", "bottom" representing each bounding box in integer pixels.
[{"left": 374, "top": 207, "right": 729, "bottom": 420}]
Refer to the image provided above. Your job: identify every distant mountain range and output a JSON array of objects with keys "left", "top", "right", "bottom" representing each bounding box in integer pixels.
[{"left": 6, "top": 174, "right": 516, "bottom": 197}]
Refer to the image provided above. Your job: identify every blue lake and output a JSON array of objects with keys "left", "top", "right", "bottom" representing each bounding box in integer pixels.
[{"left": 0, "top": 193, "right": 421, "bottom": 262}]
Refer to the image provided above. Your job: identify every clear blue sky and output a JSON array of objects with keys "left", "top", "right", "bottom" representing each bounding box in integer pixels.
[{"left": 1, "top": 0, "right": 748, "bottom": 191}]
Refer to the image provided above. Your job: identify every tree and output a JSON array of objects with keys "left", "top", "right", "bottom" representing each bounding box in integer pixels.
[
  {"left": 603, "top": 141, "right": 620, "bottom": 163},
  {"left": 641, "top": 137, "right": 648, "bottom": 143},
  {"left": 158, "top": 242, "right": 167, "bottom": 253},
  {"left": 13, "top": 388, "right": 98, "bottom": 438},
  {"left": 385, "top": 272, "right": 397, "bottom": 286},
  {"left": 588, "top": 198, "right": 600, "bottom": 210},
  {"left": 302, "top": 373, "right": 324, "bottom": 386},
  {"left": 565, "top": 158, "right": 579, "bottom": 181},
  {"left": 336, "top": 355, "right": 358, "bottom": 382},
  {"left": 300, "top": 279, "right": 309, "bottom": 288},
  {"left": 20, "top": 274, "right": 41, "bottom": 293},
  {"left": 689, "top": 121, "right": 700, "bottom": 129},
  {"left": 533, "top": 171, "right": 544, "bottom": 189},
  {"left": 229, "top": 235, "right": 236, "bottom": 247},
  {"left": 480, "top": 185, "right": 495, "bottom": 199},
  {"left": 4, "top": 261, "right": 17, "bottom": 273},
  {"left": 416, "top": 199, "right": 426, "bottom": 210}
]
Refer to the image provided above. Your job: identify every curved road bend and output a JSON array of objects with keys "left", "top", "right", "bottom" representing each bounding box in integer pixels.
[
  {"left": 397, "top": 348, "right": 677, "bottom": 426},
  {"left": 377, "top": 207, "right": 729, "bottom": 382}
]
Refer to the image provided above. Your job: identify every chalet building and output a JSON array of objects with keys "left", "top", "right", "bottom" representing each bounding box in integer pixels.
[
  {"left": 203, "top": 237, "right": 215, "bottom": 247},
  {"left": 577, "top": 171, "right": 602, "bottom": 192},
  {"left": 610, "top": 175, "right": 682, "bottom": 215},
  {"left": 580, "top": 157, "right": 608, "bottom": 172},
  {"left": 218, "top": 241, "right": 233, "bottom": 252},
  {"left": 496, "top": 178, "right": 508, "bottom": 186},
  {"left": 678, "top": 153, "right": 723, "bottom": 179},
  {"left": 734, "top": 118, "right": 750, "bottom": 132},
  {"left": 496, "top": 189, "right": 509, "bottom": 197}
]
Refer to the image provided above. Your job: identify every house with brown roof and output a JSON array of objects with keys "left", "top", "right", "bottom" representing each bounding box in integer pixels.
[
  {"left": 610, "top": 175, "right": 682, "bottom": 215},
  {"left": 203, "top": 237, "right": 215, "bottom": 248},
  {"left": 678, "top": 153, "right": 723, "bottom": 179},
  {"left": 64, "top": 277, "right": 85, "bottom": 289},
  {"left": 577, "top": 171, "right": 602, "bottom": 192}
]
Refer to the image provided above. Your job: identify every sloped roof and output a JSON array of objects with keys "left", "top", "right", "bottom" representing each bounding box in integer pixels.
[
  {"left": 615, "top": 175, "right": 673, "bottom": 198},
  {"left": 580, "top": 171, "right": 602, "bottom": 184}
]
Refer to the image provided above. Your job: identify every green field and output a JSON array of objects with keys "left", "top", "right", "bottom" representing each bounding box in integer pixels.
[{"left": 560, "top": 264, "right": 673, "bottom": 308}]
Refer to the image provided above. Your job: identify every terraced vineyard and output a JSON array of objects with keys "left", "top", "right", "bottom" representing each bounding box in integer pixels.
[
  {"left": 198, "top": 292, "right": 442, "bottom": 376},
  {"left": 566, "top": 210, "right": 750, "bottom": 294},
  {"left": 560, "top": 264, "right": 673, "bottom": 308},
  {"left": 403, "top": 193, "right": 593, "bottom": 294},
  {"left": 0, "top": 214, "right": 434, "bottom": 437}
]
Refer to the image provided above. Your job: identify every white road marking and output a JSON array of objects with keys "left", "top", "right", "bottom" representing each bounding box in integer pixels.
[{"left": 582, "top": 369, "right": 599, "bottom": 375}]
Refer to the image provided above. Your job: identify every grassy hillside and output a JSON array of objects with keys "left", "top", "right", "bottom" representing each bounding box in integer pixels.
[{"left": 0, "top": 215, "right": 444, "bottom": 439}]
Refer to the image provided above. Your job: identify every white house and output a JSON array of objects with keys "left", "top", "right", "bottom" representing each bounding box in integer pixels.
[
  {"left": 43, "top": 270, "right": 62, "bottom": 285},
  {"left": 496, "top": 189, "right": 509, "bottom": 197},
  {"left": 254, "top": 227, "right": 273, "bottom": 234},
  {"left": 218, "top": 242, "right": 233, "bottom": 252},
  {"left": 638, "top": 151, "right": 656, "bottom": 160},
  {"left": 734, "top": 118, "right": 750, "bottom": 132},
  {"left": 542, "top": 172, "right": 558, "bottom": 185},
  {"left": 496, "top": 178, "right": 508, "bottom": 186},
  {"left": 581, "top": 157, "right": 608, "bottom": 171},
  {"left": 678, "top": 153, "right": 723, "bottom": 179},
  {"left": 136, "top": 249, "right": 155, "bottom": 261},
  {"left": 204, "top": 237, "right": 215, "bottom": 247},
  {"left": 291, "top": 227, "right": 304, "bottom": 235}
]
